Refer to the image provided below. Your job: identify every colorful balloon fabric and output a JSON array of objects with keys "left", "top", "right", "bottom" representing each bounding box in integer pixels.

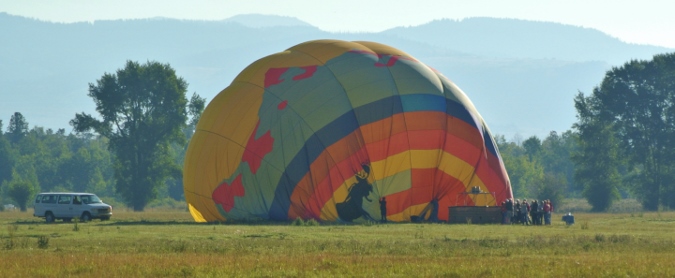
[{"left": 183, "top": 40, "right": 512, "bottom": 222}]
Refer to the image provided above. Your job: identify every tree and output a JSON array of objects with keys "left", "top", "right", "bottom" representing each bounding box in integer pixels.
[
  {"left": 185, "top": 92, "right": 206, "bottom": 139},
  {"left": 6, "top": 180, "right": 34, "bottom": 211},
  {"left": 534, "top": 173, "right": 567, "bottom": 210},
  {"left": 572, "top": 94, "right": 622, "bottom": 211},
  {"left": 573, "top": 53, "right": 675, "bottom": 210},
  {"left": 522, "top": 136, "right": 541, "bottom": 162},
  {"left": 0, "top": 133, "right": 12, "bottom": 185},
  {"left": 540, "top": 131, "right": 579, "bottom": 197},
  {"left": 7, "top": 112, "right": 28, "bottom": 144},
  {"left": 497, "top": 131, "right": 578, "bottom": 203},
  {"left": 3, "top": 157, "right": 39, "bottom": 211},
  {"left": 71, "top": 60, "right": 192, "bottom": 211},
  {"left": 17, "top": 127, "right": 69, "bottom": 192},
  {"left": 496, "top": 135, "right": 545, "bottom": 198},
  {"left": 164, "top": 92, "right": 206, "bottom": 201}
]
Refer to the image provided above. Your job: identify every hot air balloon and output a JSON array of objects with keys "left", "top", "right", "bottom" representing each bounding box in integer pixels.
[{"left": 183, "top": 40, "right": 512, "bottom": 223}]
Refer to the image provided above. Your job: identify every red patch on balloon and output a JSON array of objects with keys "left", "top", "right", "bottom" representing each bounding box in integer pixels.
[
  {"left": 242, "top": 120, "right": 274, "bottom": 174},
  {"left": 293, "top": 66, "right": 318, "bottom": 81},
  {"left": 264, "top": 68, "right": 289, "bottom": 88},
  {"left": 375, "top": 55, "right": 403, "bottom": 67},
  {"left": 265, "top": 66, "right": 317, "bottom": 88},
  {"left": 212, "top": 174, "right": 245, "bottom": 212},
  {"left": 278, "top": 100, "right": 288, "bottom": 110}
]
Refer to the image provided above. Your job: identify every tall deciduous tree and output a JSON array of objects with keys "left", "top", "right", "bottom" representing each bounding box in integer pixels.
[
  {"left": 572, "top": 93, "right": 622, "bottom": 211},
  {"left": 0, "top": 127, "right": 12, "bottom": 185},
  {"left": 7, "top": 112, "right": 28, "bottom": 144},
  {"left": 574, "top": 53, "right": 675, "bottom": 210},
  {"left": 71, "top": 60, "right": 191, "bottom": 211},
  {"left": 522, "top": 136, "right": 541, "bottom": 162},
  {"left": 540, "top": 131, "right": 579, "bottom": 197}
]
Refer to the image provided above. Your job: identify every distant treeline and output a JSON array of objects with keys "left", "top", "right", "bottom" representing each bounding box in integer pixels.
[
  {"left": 0, "top": 111, "right": 583, "bottom": 211},
  {"left": 0, "top": 113, "right": 186, "bottom": 210}
]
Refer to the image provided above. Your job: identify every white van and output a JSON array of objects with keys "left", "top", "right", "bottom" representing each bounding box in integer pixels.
[{"left": 33, "top": 192, "right": 113, "bottom": 223}]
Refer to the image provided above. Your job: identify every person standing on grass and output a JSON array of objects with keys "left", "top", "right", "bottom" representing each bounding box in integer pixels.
[
  {"left": 514, "top": 199, "right": 521, "bottom": 224},
  {"left": 531, "top": 200, "right": 538, "bottom": 225},
  {"left": 550, "top": 200, "right": 554, "bottom": 214},
  {"left": 543, "top": 200, "right": 552, "bottom": 225},
  {"left": 549, "top": 200, "right": 554, "bottom": 223},
  {"left": 506, "top": 198, "right": 513, "bottom": 224},
  {"left": 530, "top": 200, "right": 543, "bottom": 225},
  {"left": 379, "top": 197, "right": 387, "bottom": 223},
  {"left": 537, "top": 199, "right": 544, "bottom": 225},
  {"left": 501, "top": 201, "right": 508, "bottom": 224},
  {"left": 521, "top": 199, "right": 530, "bottom": 225}
]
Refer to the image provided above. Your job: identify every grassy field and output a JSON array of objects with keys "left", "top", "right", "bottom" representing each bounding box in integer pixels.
[{"left": 1, "top": 209, "right": 674, "bottom": 277}]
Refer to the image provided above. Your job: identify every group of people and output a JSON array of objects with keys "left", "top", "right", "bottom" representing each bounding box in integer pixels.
[{"left": 501, "top": 198, "right": 554, "bottom": 225}]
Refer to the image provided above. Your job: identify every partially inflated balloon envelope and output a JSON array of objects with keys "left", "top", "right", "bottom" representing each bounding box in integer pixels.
[{"left": 183, "top": 40, "right": 512, "bottom": 222}]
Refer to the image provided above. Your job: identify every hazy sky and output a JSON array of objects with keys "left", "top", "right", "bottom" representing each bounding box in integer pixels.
[{"left": 2, "top": 0, "right": 675, "bottom": 48}]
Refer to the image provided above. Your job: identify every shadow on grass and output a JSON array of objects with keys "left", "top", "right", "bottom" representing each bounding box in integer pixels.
[
  {"left": 98, "top": 219, "right": 313, "bottom": 226},
  {"left": 98, "top": 219, "right": 413, "bottom": 226},
  {"left": 8, "top": 219, "right": 200, "bottom": 226},
  {"left": 11, "top": 218, "right": 442, "bottom": 226}
]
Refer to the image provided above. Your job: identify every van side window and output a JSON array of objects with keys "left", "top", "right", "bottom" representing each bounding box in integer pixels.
[
  {"left": 44, "top": 195, "right": 57, "bottom": 204},
  {"left": 73, "top": 196, "right": 82, "bottom": 205},
  {"left": 58, "top": 195, "right": 72, "bottom": 204},
  {"left": 35, "top": 195, "right": 42, "bottom": 203}
]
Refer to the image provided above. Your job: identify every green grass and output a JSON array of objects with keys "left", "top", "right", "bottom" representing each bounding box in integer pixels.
[
  {"left": 1, "top": 209, "right": 675, "bottom": 277},
  {"left": 558, "top": 198, "right": 645, "bottom": 213}
]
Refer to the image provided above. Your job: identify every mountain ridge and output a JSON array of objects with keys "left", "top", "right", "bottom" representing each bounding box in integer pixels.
[
  {"left": 383, "top": 17, "right": 670, "bottom": 64},
  {"left": 1, "top": 13, "right": 672, "bottom": 139}
]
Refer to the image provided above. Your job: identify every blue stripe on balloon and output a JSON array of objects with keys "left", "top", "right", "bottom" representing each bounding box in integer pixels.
[{"left": 400, "top": 94, "right": 447, "bottom": 113}]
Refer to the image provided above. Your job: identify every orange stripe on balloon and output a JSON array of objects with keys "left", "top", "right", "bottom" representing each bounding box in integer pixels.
[
  {"left": 383, "top": 168, "right": 468, "bottom": 221},
  {"left": 475, "top": 147, "right": 512, "bottom": 201},
  {"left": 286, "top": 111, "right": 509, "bottom": 221},
  {"left": 288, "top": 132, "right": 369, "bottom": 219},
  {"left": 290, "top": 128, "right": 483, "bottom": 220},
  {"left": 287, "top": 116, "right": 489, "bottom": 219}
]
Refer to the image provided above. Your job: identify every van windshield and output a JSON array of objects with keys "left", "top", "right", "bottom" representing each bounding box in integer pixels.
[{"left": 81, "top": 195, "right": 102, "bottom": 204}]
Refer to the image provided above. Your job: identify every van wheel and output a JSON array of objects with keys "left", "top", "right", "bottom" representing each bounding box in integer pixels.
[
  {"left": 45, "top": 212, "right": 55, "bottom": 223},
  {"left": 80, "top": 212, "right": 92, "bottom": 222}
]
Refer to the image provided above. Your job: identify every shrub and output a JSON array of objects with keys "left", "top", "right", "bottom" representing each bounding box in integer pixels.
[
  {"left": 73, "top": 219, "right": 80, "bottom": 232},
  {"left": 290, "top": 217, "right": 321, "bottom": 226},
  {"left": 37, "top": 236, "right": 49, "bottom": 249},
  {"left": 6, "top": 181, "right": 35, "bottom": 211},
  {"left": 595, "top": 233, "right": 606, "bottom": 242},
  {"left": 305, "top": 218, "right": 320, "bottom": 226},
  {"left": 292, "top": 217, "right": 304, "bottom": 226}
]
